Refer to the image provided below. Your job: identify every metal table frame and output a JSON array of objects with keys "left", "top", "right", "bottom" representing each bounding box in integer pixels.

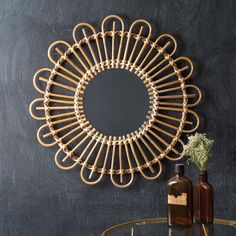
[{"left": 101, "top": 217, "right": 236, "bottom": 236}]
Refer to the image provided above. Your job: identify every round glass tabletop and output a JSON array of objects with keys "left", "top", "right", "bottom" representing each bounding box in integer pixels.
[{"left": 101, "top": 217, "right": 236, "bottom": 236}]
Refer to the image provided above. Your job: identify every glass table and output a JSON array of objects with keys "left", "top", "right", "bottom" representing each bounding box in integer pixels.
[{"left": 101, "top": 217, "right": 236, "bottom": 236}]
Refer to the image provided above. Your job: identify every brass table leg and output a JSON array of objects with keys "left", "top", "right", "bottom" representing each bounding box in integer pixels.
[{"left": 131, "top": 224, "right": 136, "bottom": 236}]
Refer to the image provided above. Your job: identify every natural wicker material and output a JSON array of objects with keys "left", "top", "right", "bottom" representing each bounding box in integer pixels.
[{"left": 29, "top": 15, "right": 202, "bottom": 188}]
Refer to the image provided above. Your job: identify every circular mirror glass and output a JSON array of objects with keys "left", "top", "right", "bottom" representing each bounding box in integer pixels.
[{"left": 83, "top": 69, "right": 149, "bottom": 136}]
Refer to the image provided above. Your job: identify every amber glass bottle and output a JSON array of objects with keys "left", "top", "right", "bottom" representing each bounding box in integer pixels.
[
  {"left": 167, "top": 164, "right": 193, "bottom": 227},
  {"left": 194, "top": 170, "right": 214, "bottom": 224}
]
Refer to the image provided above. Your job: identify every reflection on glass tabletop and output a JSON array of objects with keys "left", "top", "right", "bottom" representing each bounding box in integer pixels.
[{"left": 101, "top": 217, "right": 236, "bottom": 236}]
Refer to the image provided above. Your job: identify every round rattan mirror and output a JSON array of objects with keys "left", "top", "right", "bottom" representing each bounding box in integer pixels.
[{"left": 29, "top": 15, "right": 201, "bottom": 188}]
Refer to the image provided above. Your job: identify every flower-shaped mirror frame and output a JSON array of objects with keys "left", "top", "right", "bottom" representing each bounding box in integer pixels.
[{"left": 29, "top": 15, "right": 201, "bottom": 188}]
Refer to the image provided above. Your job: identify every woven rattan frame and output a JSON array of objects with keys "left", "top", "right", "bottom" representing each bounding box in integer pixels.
[{"left": 29, "top": 15, "right": 202, "bottom": 188}]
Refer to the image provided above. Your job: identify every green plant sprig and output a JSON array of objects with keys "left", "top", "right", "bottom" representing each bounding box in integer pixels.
[{"left": 183, "top": 133, "right": 214, "bottom": 171}]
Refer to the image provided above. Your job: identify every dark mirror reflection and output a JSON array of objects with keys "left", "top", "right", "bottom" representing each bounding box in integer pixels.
[{"left": 83, "top": 69, "right": 149, "bottom": 136}]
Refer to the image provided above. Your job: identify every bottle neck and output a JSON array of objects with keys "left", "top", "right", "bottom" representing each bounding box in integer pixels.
[
  {"left": 199, "top": 170, "right": 208, "bottom": 182},
  {"left": 176, "top": 172, "right": 184, "bottom": 177}
]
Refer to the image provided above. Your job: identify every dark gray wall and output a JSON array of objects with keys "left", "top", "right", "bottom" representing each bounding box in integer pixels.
[{"left": 0, "top": 0, "right": 236, "bottom": 235}]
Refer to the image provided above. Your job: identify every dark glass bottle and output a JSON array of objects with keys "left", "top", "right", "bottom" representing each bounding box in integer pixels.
[
  {"left": 193, "top": 170, "right": 214, "bottom": 224},
  {"left": 194, "top": 223, "right": 214, "bottom": 236},
  {"left": 167, "top": 164, "right": 193, "bottom": 227}
]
